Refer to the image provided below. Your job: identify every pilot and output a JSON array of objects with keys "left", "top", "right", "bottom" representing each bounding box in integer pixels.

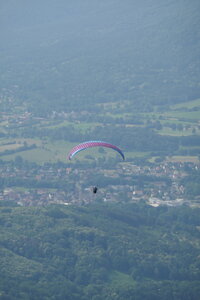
[{"left": 93, "top": 186, "right": 98, "bottom": 194}]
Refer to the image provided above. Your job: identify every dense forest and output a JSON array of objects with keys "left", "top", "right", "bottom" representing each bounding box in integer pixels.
[{"left": 0, "top": 202, "right": 200, "bottom": 300}]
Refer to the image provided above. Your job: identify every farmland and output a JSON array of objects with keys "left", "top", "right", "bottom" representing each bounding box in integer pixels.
[{"left": 1, "top": 98, "right": 200, "bottom": 164}]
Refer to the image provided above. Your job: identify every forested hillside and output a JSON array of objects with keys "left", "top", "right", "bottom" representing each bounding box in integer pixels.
[
  {"left": 1, "top": 0, "right": 200, "bottom": 115},
  {"left": 0, "top": 202, "right": 200, "bottom": 299}
]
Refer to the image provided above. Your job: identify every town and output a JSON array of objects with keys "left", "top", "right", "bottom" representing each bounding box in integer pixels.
[{"left": 0, "top": 159, "right": 199, "bottom": 207}]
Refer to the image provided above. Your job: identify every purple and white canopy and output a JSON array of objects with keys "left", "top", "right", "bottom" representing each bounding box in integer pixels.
[{"left": 68, "top": 141, "right": 125, "bottom": 160}]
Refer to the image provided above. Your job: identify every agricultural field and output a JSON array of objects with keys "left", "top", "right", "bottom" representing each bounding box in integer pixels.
[{"left": 0, "top": 98, "right": 199, "bottom": 165}]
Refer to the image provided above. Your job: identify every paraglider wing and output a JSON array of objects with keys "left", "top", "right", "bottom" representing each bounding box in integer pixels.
[{"left": 68, "top": 141, "right": 125, "bottom": 160}]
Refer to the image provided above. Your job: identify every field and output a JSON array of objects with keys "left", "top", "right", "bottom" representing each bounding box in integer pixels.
[
  {"left": 41, "top": 120, "right": 100, "bottom": 132},
  {"left": 166, "top": 156, "right": 199, "bottom": 163},
  {"left": 172, "top": 98, "right": 200, "bottom": 109},
  {"left": 0, "top": 138, "right": 75, "bottom": 164},
  {"left": 0, "top": 99, "right": 199, "bottom": 164}
]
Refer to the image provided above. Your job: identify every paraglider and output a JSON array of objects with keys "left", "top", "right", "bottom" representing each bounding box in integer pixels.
[
  {"left": 68, "top": 140, "right": 125, "bottom": 195},
  {"left": 68, "top": 140, "right": 125, "bottom": 160}
]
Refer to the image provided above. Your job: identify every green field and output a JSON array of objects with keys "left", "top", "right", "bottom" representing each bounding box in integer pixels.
[
  {"left": 171, "top": 98, "right": 200, "bottom": 109},
  {"left": 0, "top": 139, "right": 75, "bottom": 164},
  {"left": 163, "top": 110, "right": 200, "bottom": 121},
  {"left": 166, "top": 156, "right": 199, "bottom": 163},
  {"left": 157, "top": 126, "right": 200, "bottom": 136},
  {"left": 40, "top": 120, "right": 100, "bottom": 132},
  {"left": 109, "top": 271, "right": 136, "bottom": 288}
]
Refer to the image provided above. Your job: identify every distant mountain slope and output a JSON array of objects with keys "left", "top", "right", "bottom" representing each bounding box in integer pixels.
[
  {"left": 0, "top": 202, "right": 200, "bottom": 299},
  {"left": 0, "top": 0, "right": 200, "bottom": 114}
]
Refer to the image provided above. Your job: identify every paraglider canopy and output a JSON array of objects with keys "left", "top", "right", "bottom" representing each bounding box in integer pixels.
[{"left": 68, "top": 141, "right": 125, "bottom": 160}]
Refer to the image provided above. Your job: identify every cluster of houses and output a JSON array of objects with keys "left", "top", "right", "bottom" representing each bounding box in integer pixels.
[
  {"left": 0, "top": 188, "right": 66, "bottom": 206},
  {"left": 0, "top": 160, "right": 198, "bottom": 207}
]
